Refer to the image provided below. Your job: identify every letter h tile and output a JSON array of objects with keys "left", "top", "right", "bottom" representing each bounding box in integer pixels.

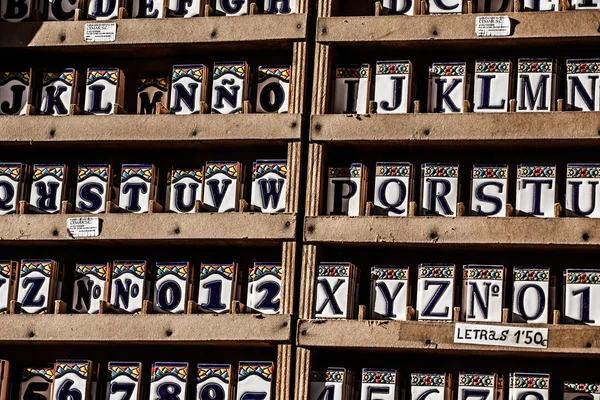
[
  {"left": 462, "top": 265, "right": 505, "bottom": 323},
  {"left": 110, "top": 260, "right": 148, "bottom": 314},
  {"left": 566, "top": 164, "right": 600, "bottom": 217},
  {"left": 40, "top": 69, "right": 78, "bottom": 115},
  {"left": 411, "top": 373, "right": 452, "bottom": 400},
  {"left": 332, "top": 65, "right": 371, "bottom": 114},
  {"left": 247, "top": 262, "right": 282, "bottom": 314},
  {"left": 370, "top": 265, "right": 410, "bottom": 320},
  {"left": 471, "top": 165, "right": 508, "bottom": 217},
  {"left": 84, "top": 69, "right": 125, "bottom": 115},
  {"left": 314, "top": 262, "right": 357, "bottom": 319},
  {"left": 564, "top": 269, "right": 600, "bottom": 325},
  {"left": 421, "top": 164, "right": 459, "bottom": 216},
  {"left": 153, "top": 262, "right": 193, "bottom": 314},
  {"left": 72, "top": 263, "right": 110, "bottom": 314},
  {"left": 17, "top": 259, "right": 62, "bottom": 314},
  {"left": 76, "top": 164, "right": 112, "bottom": 214},
  {"left": 0, "top": 71, "right": 33, "bottom": 114},
  {"left": 512, "top": 267, "right": 550, "bottom": 324},
  {"left": 516, "top": 164, "right": 556, "bottom": 218},
  {"left": 416, "top": 264, "right": 455, "bottom": 321},
  {"left": 566, "top": 60, "right": 600, "bottom": 111},
  {"left": 211, "top": 62, "right": 248, "bottom": 113},
  {"left": 0, "top": 163, "right": 29, "bottom": 214},
  {"left": 251, "top": 160, "right": 287, "bottom": 213},
  {"left": 516, "top": 59, "right": 557, "bottom": 112},
  {"left": 428, "top": 63, "right": 467, "bottom": 113},
  {"left": 327, "top": 164, "right": 368, "bottom": 216}
]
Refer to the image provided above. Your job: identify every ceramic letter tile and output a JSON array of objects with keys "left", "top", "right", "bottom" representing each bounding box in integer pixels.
[
  {"left": 251, "top": 160, "right": 287, "bottom": 213},
  {"left": 264, "top": 0, "right": 295, "bottom": 13},
  {"left": 462, "top": 265, "right": 505, "bottom": 322},
  {"left": 236, "top": 362, "right": 274, "bottom": 400},
  {"left": 87, "top": 0, "right": 123, "bottom": 19},
  {"left": 211, "top": 62, "right": 248, "bottom": 113},
  {"left": 516, "top": 59, "right": 557, "bottom": 112},
  {"left": 564, "top": 269, "right": 600, "bottom": 325},
  {"left": 0, "top": 72, "right": 32, "bottom": 114},
  {"left": 523, "top": 0, "right": 557, "bottom": 11},
  {"left": 512, "top": 267, "right": 550, "bottom": 324},
  {"left": 510, "top": 373, "right": 549, "bottom": 400},
  {"left": 459, "top": 373, "right": 497, "bottom": 400},
  {"left": 375, "top": 61, "right": 413, "bottom": 114},
  {"left": 197, "top": 364, "right": 233, "bottom": 400},
  {"left": 310, "top": 368, "right": 349, "bottom": 400},
  {"left": 327, "top": 164, "right": 367, "bottom": 216},
  {"left": 428, "top": 63, "right": 466, "bottom": 113},
  {"left": 421, "top": 164, "right": 459, "bottom": 216},
  {"left": 247, "top": 262, "right": 282, "bottom": 314},
  {"left": 256, "top": 66, "right": 291, "bottom": 113},
  {"left": 474, "top": 61, "right": 512, "bottom": 113},
  {"left": 132, "top": 0, "right": 164, "bottom": 17},
  {"left": 566, "top": 164, "right": 600, "bottom": 217},
  {"left": 361, "top": 369, "right": 399, "bottom": 400},
  {"left": 370, "top": 266, "right": 409, "bottom": 320},
  {"left": 17, "top": 260, "right": 59, "bottom": 314},
  {"left": 153, "top": 262, "right": 191, "bottom": 314},
  {"left": 52, "top": 361, "right": 93, "bottom": 400},
  {"left": 76, "top": 164, "right": 112, "bottom": 214},
  {"left": 168, "top": 168, "right": 203, "bottom": 213},
  {"left": 566, "top": 60, "right": 600, "bottom": 111},
  {"left": 429, "top": 0, "right": 463, "bottom": 13},
  {"left": 72, "top": 263, "right": 109, "bottom": 314},
  {"left": 416, "top": 264, "right": 455, "bottom": 321},
  {"left": 333, "top": 65, "right": 371, "bottom": 114},
  {"left": 203, "top": 162, "right": 242, "bottom": 212},
  {"left": 119, "top": 164, "right": 157, "bottom": 213},
  {"left": 471, "top": 165, "right": 508, "bottom": 217},
  {"left": 382, "top": 0, "right": 418, "bottom": 14},
  {"left": 516, "top": 164, "right": 556, "bottom": 218},
  {"left": 0, "top": 261, "right": 17, "bottom": 314},
  {"left": 137, "top": 76, "right": 169, "bottom": 114},
  {"left": 150, "top": 363, "right": 188, "bottom": 400},
  {"left": 573, "top": 0, "right": 599, "bottom": 9},
  {"left": 110, "top": 260, "right": 147, "bottom": 314},
  {"left": 107, "top": 362, "right": 142, "bottom": 400},
  {"left": 215, "top": 0, "right": 248, "bottom": 15},
  {"left": 315, "top": 262, "right": 356, "bottom": 319},
  {"left": 19, "top": 367, "right": 53, "bottom": 400},
  {"left": 374, "top": 162, "right": 413, "bottom": 216},
  {"left": 46, "top": 0, "right": 80, "bottom": 20},
  {"left": 29, "top": 164, "right": 67, "bottom": 214},
  {"left": 476, "top": 0, "right": 512, "bottom": 12},
  {"left": 170, "top": 65, "right": 207, "bottom": 114},
  {"left": 0, "top": 163, "right": 28, "bottom": 215},
  {"left": 564, "top": 382, "right": 600, "bottom": 400},
  {"left": 0, "top": 0, "right": 32, "bottom": 21},
  {"left": 411, "top": 373, "right": 451, "bottom": 400},
  {"left": 40, "top": 69, "right": 77, "bottom": 115},
  {"left": 168, "top": 0, "right": 200, "bottom": 16},
  {"left": 198, "top": 263, "right": 237, "bottom": 313},
  {"left": 84, "top": 69, "right": 124, "bottom": 115}
]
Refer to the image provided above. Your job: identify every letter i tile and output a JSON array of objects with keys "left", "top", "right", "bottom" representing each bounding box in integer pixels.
[
  {"left": 370, "top": 266, "right": 409, "bottom": 320},
  {"left": 564, "top": 269, "right": 600, "bottom": 325},
  {"left": 19, "top": 366, "right": 53, "bottom": 400},
  {"left": 41, "top": 69, "right": 78, "bottom": 115},
  {"left": 110, "top": 261, "right": 148, "bottom": 314},
  {"left": 198, "top": 263, "right": 237, "bottom": 313},
  {"left": 360, "top": 369, "right": 399, "bottom": 400},
  {"left": 459, "top": 373, "right": 497, "bottom": 400},
  {"left": 509, "top": 373, "right": 549, "bottom": 400},
  {"left": 462, "top": 265, "right": 505, "bottom": 323},
  {"left": 327, "top": 164, "right": 367, "bottom": 216},
  {"left": 564, "top": 381, "right": 600, "bottom": 400},
  {"left": 0, "top": 163, "right": 28, "bottom": 214},
  {"left": 566, "top": 164, "right": 600, "bottom": 217},
  {"left": 197, "top": 364, "right": 233, "bottom": 400},
  {"left": 76, "top": 164, "right": 112, "bottom": 214},
  {"left": 314, "top": 262, "right": 357, "bottom": 319},
  {"left": 0, "top": 71, "right": 32, "bottom": 114},
  {"left": 17, "top": 259, "right": 61, "bottom": 314},
  {"left": 421, "top": 164, "right": 459, "bottom": 216},
  {"left": 170, "top": 65, "right": 207, "bottom": 114},
  {"left": 512, "top": 267, "right": 550, "bottom": 323},
  {"left": 203, "top": 162, "right": 243, "bottom": 212},
  {"left": 332, "top": 65, "right": 371, "bottom": 114},
  {"left": 471, "top": 165, "right": 508, "bottom": 217},
  {"left": 374, "top": 61, "right": 413, "bottom": 114},
  {"left": 106, "top": 362, "right": 142, "bottom": 400},
  {"left": 84, "top": 68, "right": 124, "bottom": 115},
  {"left": 236, "top": 362, "right": 274, "bottom": 400},
  {"left": 211, "top": 62, "right": 249, "bottom": 113},
  {"left": 411, "top": 373, "right": 452, "bottom": 400},
  {"left": 516, "top": 59, "right": 557, "bottom": 112},
  {"left": 474, "top": 61, "right": 512, "bottom": 113},
  {"left": 416, "top": 264, "right": 455, "bottom": 321},
  {"left": 374, "top": 162, "right": 414, "bottom": 216},
  {"left": 30, "top": 164, "right": 68, "bottom": 214},
  {"left": 428, "top": 63, "right": 467, "bottom": 113},
  {"left": 251, "top": 160, "right": 287, "bottom": 213},
  {"left": 247, "top": 262, "right": 282, "bottom": 314},
  {"left": 516, "top": 164, "right": 556, "bottom": 218},
  {"left": 119, "top": 164, "right": 157, "bottom": 213},
  {"left": 167, "top": 168, "right": 203, "bottom": 213},
  {"left": 149, "top": 363, "right": 188, "bottom": 400},
  {"left": 137, "top": 76, "right": 169, "bottom": 114},
  {"left": 153, "top": 262, "right": 192, "bottom": 314},
  {"left": 0, "top": 261, "right": 17, "bottom": 314},
  {"left": 72, "top": 263, "right": 110, "bottom": 314}
]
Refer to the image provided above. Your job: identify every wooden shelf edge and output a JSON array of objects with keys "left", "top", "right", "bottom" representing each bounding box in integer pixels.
[
  {"left": 297, "top": 319, "right": 600, "bottom": 356},
  {"left": 0, "top": 313, "right": 292, "bottom": 345},
  {"left": 304, "top": 216, "right": 600, "bottom": 249},
  {"left": 0, "top": 113, "right": 302, "bottom": 147},
  {"left": 310, "top": 112, "right": 600, "bottom": 147}
]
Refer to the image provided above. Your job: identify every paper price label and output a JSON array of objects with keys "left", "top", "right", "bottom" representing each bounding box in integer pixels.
[
  {"left": 84, "top": 23, "right": 117, "bottom": 42},
  {"left": 67, "top": 217, "right": 100, "bottom": 238},
  {"left": 454, "top": 323, "right": 548, "bottom": 349},
  {"left": 475, "top": 16, "right": 511, "bottom": 37}
]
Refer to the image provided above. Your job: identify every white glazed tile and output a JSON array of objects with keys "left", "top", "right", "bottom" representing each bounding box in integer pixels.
[
  {"left": 462, "top": 265, "right": 505, "bottom": 323},
  {"left": 119, "top": 164, "right": 154, "bottom": 213},
  {"left": 52, "top": 361, "right": 92, "bottom": 400},
  {"left": 512, "top": 267, "right": 550, "bottom": 324},
  {"left": 47, "top": 0, "right": 80, "bottom": 20},
  {"left": 153, "top": 262, "right": 189, "bottom": 314},
  {"left": 251, "top": 160, "right": 287, "bottom": 213},
  {"left": 40, "top": 69, "right": 76, "bottom": 115},
  {"left": 198, "top": 263, "right": 235, "bottom": 313},
  {"left": 416, "top": 264, "right": 455, "bottom": 321},
  {"left": 315, "top": 263, "right": 352, "bottom": 319},
  {"left": 474, "top": 61, "right": 511, "bottom": 113},
  {"left": 564, "top": 269, "right": 600, "bottom": 325},
  {"left": 476, "top": 0, "right": 512, "bottom": 11},
  {"left": 327, "top": 164, "right": 365, "bottom": 216},
  {"left": 429, "top": 0, "right": 463, "bottom": 13},
  {"left": 256, "top": 66, "right": 291, "bottom": 113},
  {"left": 0, "top": 0, "right": 32, "bottom": 21},
  {"left": 72, "top": 264, "right": 109, "bottom": 314},
  {"left": 149, "top": 363, "right": 188, "bottom": 400},
  {"left": 411, "top": 373, "right": 450, "bottom": 400},
  {"left": 87, "top": 0, "right": 121, "bottom": 19},
  {"left": 458, "top": 373, "right": 497, "bottom": 400},
  {"left": 168, "top": 169, "right": 203, "bottom": 213},
  {"left": 196, "top": 364, "right": 233, "bottom": 400},
  {"left": 132, "top": 0, "right": 164, "bottom": 17},
  {"left": 203, "top": 162, "right": 240, "bottom": 212},
  {"left": 29, "top": 164, "right": 66, "bottom": 214},
  {"left": 428, "top": 63, "right": 466, "bottom": 113},
  {"left": 247, "top": 262, "right": 282, "bottom": 314},
  {"left": 523, "top": 0, "right": 558, "bottom": 11},
  {"left": 17, "top": 260, "right": 55, "bottom": 314},
  {"left": 0, "top": 72, "right": 31, "bottom": 114},
  {"left": 375, "top": 61, "right": 412, "bottom": 114},
  {"left": 211, "top": 62, "right": 247, "bottom": 113},
  {"left": 310, "top": 369, "right": 346, "bottom": 400},
  {"left": 333, "top": 65, "right": 371, "bottom": 114},
  {"left": 371, "top": 266, "right": 409, "bottom": 320},
  {"left": 76, "top": 164, "right": 110, "bottom": 214},
  {"left": 421, "top": 164, "right": 459, "bottom": 217},
  {"left": 374, "top": 162, "right": 413, "bottom": 216},
  {"left": 107, "top": 362, "right": 142, "bottom": 400},
  {"left": 573, "top": 0, "right": 599, "bottom": 8},
  {"left": 168, "top": 0, "right": 200, "bottom": 16},
  {"left": 264, "top": 0, "right": 295, "bottom": 13},
  {"left": 516, "top": 59, "right": 557, "bottom": 112},
  {"left": 566, "top": 164, "right": 600, "bottom": 217},
  {"left": 137, "top": 76, "right": 168, "bottom": 114},
  {"left": 382, "top": 0, "right": 417, "bottom": 14},
  {"left": 110, "top": 260, "right": 147, "bottom": 314},
  {"left": 19, "top": 367, "right": 53, "bottom": 400},
  {"left": 0, "top": 163, "right": 26, "bottom": 215},
  {"left": 564, "top": 382, "right": 600, "bottom": 400},
  {"left": 215, "top": 0, "right": 248, "bottom": 15},
  {"left": 471, "top": 165, "right": 508, "bottom": 217},
  {"left": 361, "top": 369, "right": 399, "bottom": 400},
  {"left": 170, "top": 65, "right": 207, "bottom": 114},
  {"left": 566, "top": 60, "right": 600, "bottom": 111},
  {"left": 516, "top": 164, "right": 556, "bottom": 218},
  {"left": 84, "top": 69, "right": 120, "bottom": 115},
  {"left": 236, "top": 362, "right": 273, "bottom": 400},
  {"left": 0, "top": 261, "right": 15, "bottom": 314},
  {"left": 509, "top": 373, "right": 549, "bottom": 400}
]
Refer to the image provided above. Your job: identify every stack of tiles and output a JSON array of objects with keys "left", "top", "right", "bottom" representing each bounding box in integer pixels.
[
  {"left": 564, "top": 269, "right": 600, "bottom": 325},
  {"left": 72, "top": 263, "right": 110, "bottom": 314},
  {"left": 170, "top": 65, "right": 208, "bottom": 115},
  {"left": 327, "top": 164, "right": 368, "bottom": 216},
  {"left": 373, "top": 162, "right": 414, "bottom": 216},
  {"left": 153, "top": 262, "right": 193, "bottom": 314},
  {"left": 516, "top": 164, "right": 557, "bottom": 217},
  {"left": 374, "top": 61, "right": 414, "bottom": 114},
  {"left": 420, "top": 164, "right": 460, "bottom": 217},
  {"left": 236, "top": 362, "right": 274, "bottom": 400},
  {"left": 251, "top": 160, "right": 288, "bottom": 213},
  {"left": 470, "top": 165, "right": 509, "bottom": 217},
  {"left": 360, "top": 369, "right": 400, "bottom": 400},
  {"left": 0, "top": 71, "right": 32, "bottom": 115},
  {"left": 247, "top": 262, "right": 283, "bottom": 314},
  {"left": 0, "top": 163, "right": 28, "bottom": 214},
  {"left": 211, "top": 62, "right": 248, "bottom": 114},
  {"left": 52, "top": 360, "right": 98, "bottom": 400},
  {"left": 40, "top": 70, "right": 78, "bottom": 116},
  {"left": 198, "top": 263, "right": 239, "bottom": 314},
  {"left": 167, "top": 168, "right": 204, "bottom": 213},
  {"left": 17, "top": 259, "right": 62, "bottom": 314},
  {"left": 29, "top": 164, "right": 68, "bottom": 214},
  {"left": 516, "top": 59, "right": 558, "bottom": 112},
  {"left": 458, "top": 373, "right": 498, "bottom": 400},
  {"left": 110, "top": 260, "right": 148, "bottom": 314},
  {"left": 314, "top": 262, "right": 359, "bottom": 319},
  {"left": 19, "top": 367, "right": 53, "bottom": 400},
  {"left": 255, "top": 66, "right": 291, "bottom": 114},
  {"left": 84, "top": 69, "right": 125, "bottom": 115},
  {"left": 333, "top": 65, "right": 371, "bottom": 114},
  {"left": 197, "top": 364, "right": 234, "bottom": 400},
  {"left": 150, "top": 363, "right": 188, "bottom": 400},
  {"left": 512, "top": 267, "right": 551, "bottom": 324},
  {"left": 119, "top": 164, "right": 158, "bottom": 213},
  {"left": 428, "top": 63, "right": 468, "bottom": 114},
  {"left": 473, "top": 61, "right": 513, "bottom": 113},
  {"left": 76, "top": 164, "right": 112, "bottom": 214},
  {"left": 566, "top": 59, "right": 600, "bottom": 112},
  {"left": 106, "top": 362, "right": 142, "bottom": 400},
  {"left": 462, "top": 265, "right": 505, "bottom": 323},
  {"left": 510, "top": 373, "right": 550, "bottom": 400},
  {"left": 370, "top": 265, "right": 410, "bottom": 320},
  {"left": 565, "top": 164, "right": 600, "bottom": 218},
  {"left": 416, "top": 263, "right": 455, "bottom": 321},
  {"left": 564, "top": 381, "right": 600, "bottom": 400},
  {"left": 411, "top": 373, "right": 452, "bottom": 400},
  {"left": 137, "top": 76, "right": 169, "bottom": 114},
  {"left": 203, "top": 162, "right": 244, "bottom": 212},
  {"left": 310, "top": 368, "right": 355, "bottom": 400}
]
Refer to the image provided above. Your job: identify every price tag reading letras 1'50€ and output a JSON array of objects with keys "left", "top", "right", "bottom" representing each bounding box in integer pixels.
[{"left": 454, "top": 323, "right": 548, "bottom": 349}]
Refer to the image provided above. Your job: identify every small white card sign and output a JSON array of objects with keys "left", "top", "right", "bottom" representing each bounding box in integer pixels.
[
  {"left": 67, "top": 217, "right": 100, "bottom": 238},
  {"left": 475, "top": 16, "right": 511, "bottom": 37},
  {"left": 84, "top": 23, "right": 117, "bottom": 42},
  {"left": 454, "top": 323, "right": 548, "bottom": 349}
]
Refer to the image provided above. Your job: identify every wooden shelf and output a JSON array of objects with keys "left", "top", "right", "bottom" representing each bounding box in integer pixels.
[
  {"left": 310, "top": 112, "right": 600, "bottom": 147},
  {"left": 0, "top": 313, "right": 291, "bottom": 345},
  {"left": 0, "top": 113, "right": 302, "bottom": 148},
  {"left": 297, "top": 319, "right": 600, "bottom": 356},
  {"left": 304, "top": 216, "right": 599, "bottom": 249},
  {"left": 0, "top": 213, "right": 296, "bottom": 246},
  {"left": 316, "top": 11, "right": 600, "bottom": 48},
  {"left": 0, "top": 14, "right": 308, "bottom": 54}
]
